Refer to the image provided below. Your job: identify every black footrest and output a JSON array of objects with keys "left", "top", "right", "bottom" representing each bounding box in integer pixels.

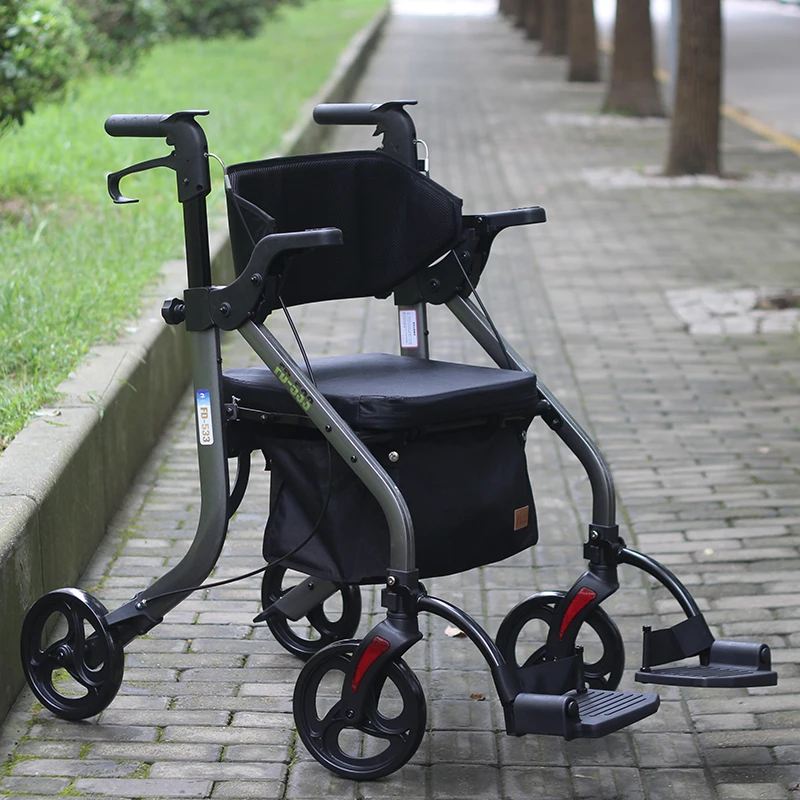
[
  {"left": 572, "top": 689, "right": 660, "bottom": 739},
  {"left": 636, "top": 640, "right": 778, "bottom": 688},
  {"left": 636, "top": 663, "right": 777, "bottom": 688},
  {"left": 512, "top": 689, "right": 660, "bottom": 741}
]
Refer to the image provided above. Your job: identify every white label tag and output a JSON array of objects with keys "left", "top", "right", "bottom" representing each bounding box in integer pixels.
[
  {"left": 399, "top": 309, "right": 419, "bottom": 349},
  {"left": 196, "top": 390, "right": 214, "bottom": 446}
]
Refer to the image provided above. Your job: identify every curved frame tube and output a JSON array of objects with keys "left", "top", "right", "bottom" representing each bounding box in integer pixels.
[
  {"left": 418, "top": 594, "right": 504, "bottom": 669},
  {"left": 618, "top": 547, "right": 702, "bottom": 618},
  {"left": 240, "top": 320, "right": 416, "bottom": 572},
  {"left": 105, "top": 328, "right": 230, "bottom": 639}
]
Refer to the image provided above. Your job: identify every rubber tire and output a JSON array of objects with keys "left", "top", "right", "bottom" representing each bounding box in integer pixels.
[
  {"left": 293, "top": 640, "right": 426, "bottom": 781},
  {"left": 20, "top": 588, "right": 124, "bottom": 720}
]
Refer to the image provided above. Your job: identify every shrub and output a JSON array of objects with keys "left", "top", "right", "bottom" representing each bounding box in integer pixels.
[
  {"left": 69, "top": 0, "right": 168, "bottom": 68},
  {"left": 0, "top": 0, "right": 86, "bottom": 132},
  {"left": 166, "top": 0, "right": 282, "bottom": 40}
]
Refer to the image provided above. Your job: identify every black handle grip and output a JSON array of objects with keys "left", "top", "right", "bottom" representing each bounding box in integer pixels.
[
  {"left": 104, "top": 110, "right": 211, "bottom": 204},
  {"left": 104, "top": 114, "right": 170, "bottom": 137},
  {"left": 313, "top": 103, "right": 379, "bottom": 126},
  {"left": 313, "top": 101, "right": 419, "bottom": 167}
]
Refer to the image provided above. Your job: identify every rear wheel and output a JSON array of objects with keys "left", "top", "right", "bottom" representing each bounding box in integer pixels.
[
  {"left": 496, "top": 591, "right": 625, "bottom": 690},
  {"left": 260, "top": 566, "right": 362, "bottom": 660}
]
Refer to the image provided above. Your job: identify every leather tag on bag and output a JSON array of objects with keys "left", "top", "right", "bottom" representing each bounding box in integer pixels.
[{"left": 514, "top": 506, "right": 529, "bottom": 531}]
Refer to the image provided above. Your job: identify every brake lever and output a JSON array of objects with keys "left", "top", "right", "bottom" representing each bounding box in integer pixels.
[{"left": 107, "top": 152, "right": 178, "bottom": 204}]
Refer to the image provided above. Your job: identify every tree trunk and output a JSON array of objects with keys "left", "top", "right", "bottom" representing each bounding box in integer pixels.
[
  {"left": 523, "top": 0, "right": 543, "bottom": 39},
  {"left": 664, "top": 0, "right": 723, "bottom": 175},
  {"left": 567, "top": 0, "right": 598, "bottom": 82},
  {"left": 540, "top": 0, "right": 568, "bottom": 56},
  {"left": 602, "top": 0, "right": 664, "bottom": 117},
  {"left": 498, "top": 0, "right": 515, "bottom": 16},
  {"left": 512, "top": 0, "right": 527, "bottom": 27}
]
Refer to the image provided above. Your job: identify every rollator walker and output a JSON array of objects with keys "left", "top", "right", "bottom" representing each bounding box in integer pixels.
[{"left": 21, "top": 103, "right": 777, "bottom": 781}]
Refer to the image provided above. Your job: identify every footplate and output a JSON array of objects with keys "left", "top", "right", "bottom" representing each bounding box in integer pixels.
[
  {"left": 511, "top": 689, "right": 660, "bottom": 741},
  {"left": 636, "top": 639, "right": 777, "bottom": 688}
]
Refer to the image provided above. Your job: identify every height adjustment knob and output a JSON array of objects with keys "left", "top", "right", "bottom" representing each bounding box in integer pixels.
[{"left": 161, "top": 297, "right": 186, "bottom": 325}]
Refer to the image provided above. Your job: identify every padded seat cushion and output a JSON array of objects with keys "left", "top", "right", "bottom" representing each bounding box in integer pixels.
[{"left": 223, "top": 353, "right": 537, "bottom": 431}]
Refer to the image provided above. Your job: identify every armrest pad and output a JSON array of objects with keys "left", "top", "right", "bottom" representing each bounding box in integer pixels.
[{"left": 468, "top": 206, "right": 546, "bottom": 233}]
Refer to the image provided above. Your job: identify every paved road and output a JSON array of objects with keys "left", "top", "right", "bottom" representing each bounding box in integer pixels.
[{"left": 3, "top": 5, "right": 800, "bottom": 800}]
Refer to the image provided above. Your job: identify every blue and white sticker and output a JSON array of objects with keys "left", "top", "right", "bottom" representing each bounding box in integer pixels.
[{"left": 195, "top": 390, "right": 214, "bottom": 446}]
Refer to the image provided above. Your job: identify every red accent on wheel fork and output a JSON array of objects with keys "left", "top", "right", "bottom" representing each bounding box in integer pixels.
[
  {"left": 351, "top": 637, "right": 391, "bottom": 693},
  {"left": 559, "top": 587, "right": 597, "bottom": 639}
]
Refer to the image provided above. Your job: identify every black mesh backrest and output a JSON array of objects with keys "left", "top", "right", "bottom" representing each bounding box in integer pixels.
[{"left": 226, "top": 151, "right": 463, "bottom": 309}]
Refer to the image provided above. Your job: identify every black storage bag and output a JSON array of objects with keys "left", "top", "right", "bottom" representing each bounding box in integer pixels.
[{"left": 261, "top": 420, "right": 538, "bottom": 585}]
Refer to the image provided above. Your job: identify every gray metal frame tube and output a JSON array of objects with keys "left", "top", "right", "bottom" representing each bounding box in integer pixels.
[
  {"left": 239, "top": 320, "right": 415, "bottom": 573},
  {"left": 106, "top": 328, "right": 230, "bottom": 626},
  {"left": 446, "top": 294, "right": 617, "bottom": 526}
]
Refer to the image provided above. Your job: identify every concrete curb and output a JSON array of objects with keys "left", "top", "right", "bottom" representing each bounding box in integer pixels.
[{"left": 0, "top": 4, "right": 389, "bottom": 724}]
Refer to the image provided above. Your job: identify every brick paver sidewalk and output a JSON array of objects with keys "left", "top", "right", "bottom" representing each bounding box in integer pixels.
[{"left": 3, "top": 8, "right": 800, "bottom": 800}]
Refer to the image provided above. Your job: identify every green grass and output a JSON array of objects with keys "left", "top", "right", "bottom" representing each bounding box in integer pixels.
[{"left": 0, "top": 0, "right": 385, "bottom": 450}]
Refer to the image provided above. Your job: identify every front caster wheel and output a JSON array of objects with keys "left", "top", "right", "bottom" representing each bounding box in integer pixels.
[
  {"left": 293, "top": 641, "right": 426, "bottom": 781},
  {"left": 20, "top": 588, "right": 124, "bottom": 720},
  {"left": 260, "top": 566, "right": 362, "bottom": 660},
  {"left": 496, "top": 591, "right": 625, "bottom": 690}
]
